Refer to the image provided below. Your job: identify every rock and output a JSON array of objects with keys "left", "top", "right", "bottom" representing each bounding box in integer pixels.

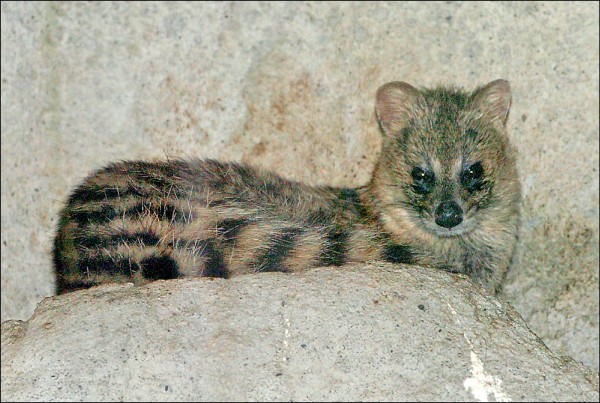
[{"left": 1, "top": 265, "right": 597, "bottom": 401}]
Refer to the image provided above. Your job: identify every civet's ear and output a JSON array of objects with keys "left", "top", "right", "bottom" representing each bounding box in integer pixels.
[
  {"left": 471, "top": 79, "right": 512, "bottom": 129},
  {"left": 375, "top": 81, "right": 421, "bottom": 137}
]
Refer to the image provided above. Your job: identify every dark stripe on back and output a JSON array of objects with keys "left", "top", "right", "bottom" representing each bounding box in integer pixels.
[
  {"left": 201, "top": 239, "right": 228, "bottom": 278},
  {"left": 259, "top": 227, "right": 304, "bottom": 272},
  {"left": 198, "top": 160, "right": 242, "bottom": 191},
  {"left": 125, "top": 202, "right": 185, "bottom": 222},
  {"left": 383, "top": 244, "right": 414, "bottom": 264},
  {"left": 68, "top": 159, "right": 194, "bottom": 206},
  {"left": 319, "top": 229, "right": 349, "bottom": 266},
  {"left": 216, "top": 218, "right": 250, "bottom": 244},
  {"left": 78, "top": 255, "right": 138, "bottom": 276},
  {"left": 71, "top": 202, "right": 186, "bottom": 227},
  {"left": 77, "top": 232, "right": 161, "bottom": 249},
  {"left": 69, "top": 185, "right": 145, "bottom": 204},
  {"left": 338, "top": 188, "right": 370, "bottom": 219},
  {"left": 130, "top": 168, "right": 173, "bottom": 189},
  {"left": 71, "top": 205, "right": 118, "bottom": 226}
]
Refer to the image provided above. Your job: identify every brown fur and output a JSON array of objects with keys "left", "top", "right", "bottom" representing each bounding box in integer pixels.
[{"left": 53, "top": 80, "right": 520, "bottom": 294}]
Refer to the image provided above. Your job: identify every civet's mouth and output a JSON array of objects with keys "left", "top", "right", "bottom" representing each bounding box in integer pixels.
[{"left": 420, "top": 215, "right": 477, "bottom": 238}]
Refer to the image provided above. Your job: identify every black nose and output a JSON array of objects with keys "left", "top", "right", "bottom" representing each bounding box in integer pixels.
[{"left": 435, "top": 201, "right": 463, "bottom": 229}]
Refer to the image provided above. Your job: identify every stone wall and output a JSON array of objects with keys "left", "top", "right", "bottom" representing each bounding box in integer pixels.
[{"left": 1, "top": 2, "right": 598, "bottom": 370}]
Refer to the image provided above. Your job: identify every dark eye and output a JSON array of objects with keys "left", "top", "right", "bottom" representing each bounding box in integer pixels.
[
  {"left": 461, "top": 162, "right": 485, "bottom": 192},
  {"left": 411, "top": 167, "right": 435, "bottom": 194}
]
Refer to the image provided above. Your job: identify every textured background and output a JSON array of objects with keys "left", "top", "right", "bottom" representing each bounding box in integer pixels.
[{"left": 1, "top": 2, "right": 598, "bottom": 370}]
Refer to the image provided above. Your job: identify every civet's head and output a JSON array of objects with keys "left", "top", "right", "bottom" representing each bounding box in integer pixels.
[{"left": 372, "top": 80, "right": 519, "bottom": 239}]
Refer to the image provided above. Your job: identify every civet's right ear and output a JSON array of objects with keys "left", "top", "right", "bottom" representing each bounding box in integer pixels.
[{"left": 375, "top": 81, "right": 421, "bottom": 137}]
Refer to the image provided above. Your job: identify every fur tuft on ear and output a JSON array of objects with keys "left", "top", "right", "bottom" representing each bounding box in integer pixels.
[
  {"left": 375, "top": 81, "right": 421, "bottom": 137},
  {"left": 471, "top": 79, "right": 512, "bottom": 128}
]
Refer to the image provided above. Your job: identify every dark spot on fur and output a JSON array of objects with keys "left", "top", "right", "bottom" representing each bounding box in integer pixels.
[
  {"left": 201, "top": 240, "right": 228, "bottom": 278},
  {"left": 141, "top": 255, "right": 179, "bottom": 280},
  {"left": 259, "top": 227, "right": 304, "bottom": 272},
  {"left": 383, "top": 244, "right": 414, "bottom": 264},
  {"left": 216, "top": 218, "right": 249, "bottom": 244},
  {"left": 338, "top": 188, "right": 370, "bottom": 219},
  {"left": 319, "top": 230, "right": 349, "bottom": 266}
]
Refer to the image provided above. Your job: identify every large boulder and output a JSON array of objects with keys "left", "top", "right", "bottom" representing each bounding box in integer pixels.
[{"left": 1, "top": 264, "right": 597, "bottom": 401}]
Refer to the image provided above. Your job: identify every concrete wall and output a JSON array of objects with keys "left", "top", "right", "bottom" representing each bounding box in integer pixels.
[{"left": 1, "top": 1, "right": 598, "bottom": 371}]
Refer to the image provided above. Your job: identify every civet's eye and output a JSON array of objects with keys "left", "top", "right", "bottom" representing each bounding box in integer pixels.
[
  {"left": 461, "top": 161, "right": 485, "bottom": 192},
  {"left": 411, "top": 167, "right": 435, "bottom": 194}
]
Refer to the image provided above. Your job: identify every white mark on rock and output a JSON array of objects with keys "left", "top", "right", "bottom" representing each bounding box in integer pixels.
[
  {"left": 447, "top": 302, "right": 458, "bottom": 316},
  {"left": 464, "top": 349, "right": 511, "bottom": 402},
  {"left": 283, "top": 317, "right": 290, "bottom": 347},
  {"left": 281, "top": 317, "right": 292, "bottom": 362},
  {"left": 447, "top": 303, "right": 511, "bottom": 402}
]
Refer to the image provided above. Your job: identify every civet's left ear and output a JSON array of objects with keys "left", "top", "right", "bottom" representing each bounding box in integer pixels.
[
  {"left": 375, "top": 81, "right": 421, "bottom": 138},
  {"left": 471, "top": 79, "right": 512, "bottom": 129}
]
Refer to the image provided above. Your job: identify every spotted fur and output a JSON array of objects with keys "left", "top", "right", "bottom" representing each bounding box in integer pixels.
[{"left": 53, "top": 80, "right": 520, "bottom": 294}]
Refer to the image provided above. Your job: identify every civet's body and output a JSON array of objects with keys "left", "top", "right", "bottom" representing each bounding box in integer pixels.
[{"left": 54, "top": 80, "right": 520, "bottom": 294}]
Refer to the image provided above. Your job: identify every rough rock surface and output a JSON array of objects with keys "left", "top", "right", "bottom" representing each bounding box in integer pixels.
[
  {"left": 1, "top": 2, "right": 598, "bottom": 370},
  {"left": 1, "top": 265, "right": 598, "bottom": 402}
]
